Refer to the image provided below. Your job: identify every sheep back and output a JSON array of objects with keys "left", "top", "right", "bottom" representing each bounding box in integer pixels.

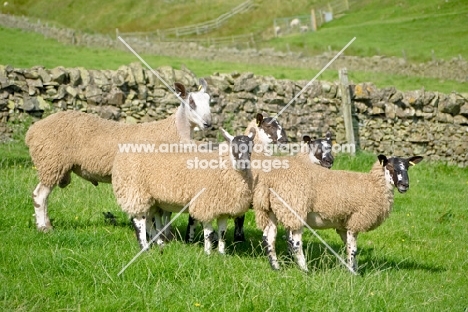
[
  {"left": 253, "top": 156, "right": 315, "bottom": 231},
  {"left": 310, "top": 161, "right": 393, "bottom": 233},
  {"left": 25, "top": 110, "right": 183, "bottom": 186},
  {"left": 112, "top": 149, "right": 253, "bottom": 222}
]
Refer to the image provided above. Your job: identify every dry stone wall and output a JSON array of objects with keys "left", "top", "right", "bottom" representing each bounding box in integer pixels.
[{"left": 1, "top": 63, "right": 467, "bottom": 166}]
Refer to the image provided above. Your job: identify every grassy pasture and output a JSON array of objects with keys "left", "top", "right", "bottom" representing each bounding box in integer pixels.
[
  {"left": 0, "top": 26, "right": 466, "bottom": 94},
  {"left": 0, "top": 0, "right": 467, "bottom": 309},
  {"left": 0, "top": 128, "right": 467, "bottom": 311},
  {"left": 2, "top": 0, "right": 468, "bottom": 63}
]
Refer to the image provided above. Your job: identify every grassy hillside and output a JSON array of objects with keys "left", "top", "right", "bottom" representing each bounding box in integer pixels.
[
  {"left": 270, "top": 0, "right": 468, "bottom": 62},
  {"left": 0, "top": 26, "right": 466, "bottom": 93},
  {"left": 2, "top": 0, "right": 467, "bottom": 62}
]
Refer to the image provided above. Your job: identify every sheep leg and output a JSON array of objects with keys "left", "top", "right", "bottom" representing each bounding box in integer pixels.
[
  {"left": 184, "top": 215, "right": 200, "bottom": 243},
  {"left": 233, "top": 215, "right": 245, "bottom": 242},
  {"left": 32, "top": 183, "right": 53, "bottom": 232},
  {"left": 345, "top": 230, "right": 358, "bottom": 273},
  {"left": 288, "top": 228, "right": 308, "bottom": 272},
  {"left": 217, "top": 216, "right": 228, "bottom": 254},
  {"left": 202, "top": 222, "right": 217, "bottom": 255},
  {"left": 262, "top": 212, "right": 280, "bottom": 270},
  {"left": 146, "top": 208, "right": 164, "bottom": 247},
  {"left": 131, "top": 214, "right": 150, "bottom": 250},
  {"left": 336, "top": 229, "right": 347, "bottom": 245},
  {"left": 162, "top": 211, "right": 174, "bottom": 241}
]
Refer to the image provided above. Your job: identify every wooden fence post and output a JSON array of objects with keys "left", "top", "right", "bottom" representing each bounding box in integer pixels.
[
  {"left": 339, "top": 68, "right": 355, "bottom": 155},
  {"left": 311, "top": 9, "right": 317, "bottom": 32}
]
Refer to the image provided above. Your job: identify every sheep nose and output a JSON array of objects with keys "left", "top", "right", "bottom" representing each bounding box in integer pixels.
[
  {"left": 203, "top": 122, "right": 212, "bottom": 129},
  {"left": 397, "top": 182, "right": 409, "bottom": 193}
]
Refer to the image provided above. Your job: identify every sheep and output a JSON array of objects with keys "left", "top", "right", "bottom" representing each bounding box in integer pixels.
[
  {"left": 111, "top": 128, "right": 256, "bottom": 254},
  {"left": 184, "top": 124, "right": 335, "bottom": 244},
  {"left": 300, "top": 25, "right": 309, "bottom": 33},
  {"left": 183, "top": 113, "right": 288, "bottom": 243},
  {"left": 25, "top": 79, "right": 211, "bottom": 232},
  {"left": 230, "top": 128, "right": 335, "bottom": 243},
  {"left": 274, "top": 26, "right": 281, "bottom": 37},
  {"left": 290, "top": 18, "right": 301, "bottom": 28},
  {"left": 254, "top": 153, "right": 423, "bottom": 273}
]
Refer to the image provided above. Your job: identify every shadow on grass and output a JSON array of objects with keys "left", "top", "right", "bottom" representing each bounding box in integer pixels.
[
  {"left": 31, "top": 215, "right": 446, "bottom": 275},
  {"left": 304, "top": 243, "right": 446, "bottom": 275}
]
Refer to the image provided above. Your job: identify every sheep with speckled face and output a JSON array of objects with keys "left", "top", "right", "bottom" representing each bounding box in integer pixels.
[
  {"left": 229, "top": 128, "right": 335, "bottom": 243},
  {"left": 112, "top": 128, "right": 256, "bottom": 254},
  {"left": 185, "top": 115, "right": 335, "bottom": 243},
  {"left": 254, "top": 153, "right": 423, "bottom": 273},
  {"left": 25, "top": 79, "right": 211, "bottom": 232}
]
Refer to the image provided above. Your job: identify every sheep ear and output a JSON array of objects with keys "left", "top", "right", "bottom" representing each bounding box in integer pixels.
[
  {"left": 256, "top": 113, "right": 263, "bottom": 126},
  {"left": 248, "top": 127, "right": 256, "bottom": 140},
  {"left": 198, "top": 78, "right": 208, "bottom": 93},
  {"left": 303, "top": 135, "right": 311, "bottom": 143},
  {"left": 174, "top": 82, "right": 186, "bottom": 98},
  {"left": 408, "top": 156, "right": 423, "bottom": 167},
  {"left": 220, "top": 127, "right": 234, "bottom": 142},
  {"left": 378, "top": 154, "right": 388, "bottom": 166}
]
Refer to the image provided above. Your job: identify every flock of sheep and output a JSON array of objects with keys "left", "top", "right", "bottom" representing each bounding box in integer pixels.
[{"left": 25, "top": 78, "right": 422, "bottom": 273}]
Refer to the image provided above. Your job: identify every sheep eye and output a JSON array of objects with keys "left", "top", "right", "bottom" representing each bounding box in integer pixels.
[{"left": 189, "top": 97, "right": 196, "bottom": 109}]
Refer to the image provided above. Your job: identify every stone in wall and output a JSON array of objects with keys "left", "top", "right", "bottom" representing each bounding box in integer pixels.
[{"left": 1, "top": 64, "right": 467, "bottom": 166}]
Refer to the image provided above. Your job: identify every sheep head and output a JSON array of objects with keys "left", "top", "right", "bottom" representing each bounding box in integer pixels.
[
  {"left": 174, "top": 78, "right": 211, "bottom": 130},
  {"left": 378, "top": 155, "right": 423, "bottom": 193},
  {"left": 302, "top": 131, "right": 334, "bottom": 169},
  {"left": 220, "top": 127, "right": 256, "bottom": 171},
  {"left": 255, "top": 113, "right": 288, "bottom": 146}
]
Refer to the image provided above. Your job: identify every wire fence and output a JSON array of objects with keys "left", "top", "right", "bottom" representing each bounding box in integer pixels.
[
  {"left": 124, "top": 32, "right": 259, "bottom": 49},
  {"left": 273, "top": 0, "right": 358, "bottom": 37},
  {"left": 117, "top": 0, "right": 254, "bottom": 39}
]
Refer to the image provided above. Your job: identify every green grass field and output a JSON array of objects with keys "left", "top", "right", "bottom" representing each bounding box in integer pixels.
[
  {"left": 1, "top": 0, "right": 468, "bottom": 94},
  {"left": 1, "top": 124, "right": 467, "bottom": 311},
  {"left": 3, "top": 0, "right": 467, "bottom": 62},
  {"left": 1, "top": 0, "right": 468, "bottom": 310},
  {"left": 0, "top": 26, "right": 466, "bottom": 94}
]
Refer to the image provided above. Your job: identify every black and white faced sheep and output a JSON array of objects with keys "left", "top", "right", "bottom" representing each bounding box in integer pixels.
[
  {"left": 111, "top": 128, "right": 256, "bottom": 254},
  {"left": 26, "top": 79, "right": 211, "bottom": 232},
  {"left": 184, "top": 113, "right": 288, "bottom": 243},
  {"left": 231, "top": 128, "right": 336, "bottom": 244},
  {"left": 254, "top": 154, "right": 423, "bottom": 273}
]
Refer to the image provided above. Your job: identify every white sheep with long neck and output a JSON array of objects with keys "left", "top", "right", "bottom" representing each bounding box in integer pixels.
[
  {"left": 26, "top": 79, "right": 211, "bottom": 232},
  {"left": 111, "top": 128, "right": 256, "bottom": 253},
  {"left": 255, "top": 153, "right": 423, "bottom": 273}
]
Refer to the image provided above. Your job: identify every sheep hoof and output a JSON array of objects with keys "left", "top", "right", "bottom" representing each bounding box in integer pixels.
[
  {"left": 37, "top": 225, "right": 53, "bottom": 233},
  {"left": 140, "top": 243, "right": 151, "bottom": 251},
  {"left": 233, "top": 233, "right": 245, "bottom": 243},
  {"left": 270, "top": 262, "right": 281, "bottom": 271},
  {"left": 37, "top": 221, "right": 53, "bottom": 232}
]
